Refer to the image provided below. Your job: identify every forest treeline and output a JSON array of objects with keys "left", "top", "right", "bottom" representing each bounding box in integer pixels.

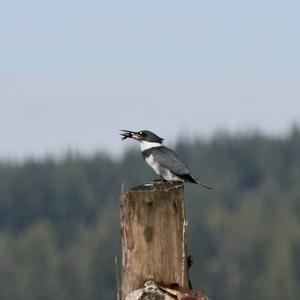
[{"left": 0, "top": 129, "right": 300, "bottom": 300}]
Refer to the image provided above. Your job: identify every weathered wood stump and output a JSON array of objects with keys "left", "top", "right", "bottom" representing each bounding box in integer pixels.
[{"left": 120, "top": 181, "right": 189, "bottom": 300}]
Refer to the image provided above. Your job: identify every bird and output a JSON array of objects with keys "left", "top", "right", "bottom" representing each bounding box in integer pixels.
[{"left": 120, "top": 130, "right": 212, "bottom": 189}]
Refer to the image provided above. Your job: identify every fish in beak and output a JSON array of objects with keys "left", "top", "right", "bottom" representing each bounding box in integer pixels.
[{"left": 120, "top": 130, "right": 140, "bottom": 141}]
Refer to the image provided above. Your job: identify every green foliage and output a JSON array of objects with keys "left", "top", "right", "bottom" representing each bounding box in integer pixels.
[{"left": 0, "top": 129, "right": 300, "bottom": 300}]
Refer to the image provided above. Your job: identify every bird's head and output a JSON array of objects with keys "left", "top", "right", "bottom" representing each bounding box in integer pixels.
[{"left": 120, "top": 130, "right": 164, "bottom": 144}]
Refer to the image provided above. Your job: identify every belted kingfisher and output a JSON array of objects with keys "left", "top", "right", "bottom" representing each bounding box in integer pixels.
[{"left": 120, "top": 130, "right": 212, "bottom": 189}]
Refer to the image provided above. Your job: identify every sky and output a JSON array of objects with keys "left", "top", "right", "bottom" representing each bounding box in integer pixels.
[{"left": 0, "top": 0, "right": 299, "bottom": 159}]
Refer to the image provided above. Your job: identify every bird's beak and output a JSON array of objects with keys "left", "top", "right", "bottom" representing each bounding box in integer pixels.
[{"left": 120, "top": 130, "right": 140, "bottom": 141}]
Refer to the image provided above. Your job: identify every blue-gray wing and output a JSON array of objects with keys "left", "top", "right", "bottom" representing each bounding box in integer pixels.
[{"left": 144, "top": 146, "right": 191, "bottom": 176}]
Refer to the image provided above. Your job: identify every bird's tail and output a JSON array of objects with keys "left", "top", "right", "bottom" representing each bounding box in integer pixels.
[
  {"left": 195, "top": 179, "right": 212, "bottom": 190},
  {"left": 191, "top": 176, "right": 212, "bottom": 189}
]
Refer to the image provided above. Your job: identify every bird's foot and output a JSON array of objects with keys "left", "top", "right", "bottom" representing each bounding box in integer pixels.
[{"left": 152, "top": 178, "right": 167, "bottom": 183}]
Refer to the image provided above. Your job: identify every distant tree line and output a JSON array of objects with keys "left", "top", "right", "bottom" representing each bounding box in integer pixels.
[{"left": 0, "top": 128, "right": 300, "bottom": 300}]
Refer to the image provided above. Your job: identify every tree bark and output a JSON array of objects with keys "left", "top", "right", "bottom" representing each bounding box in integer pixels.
[{"left": 120, "top": 181, "right": 189, "bottom": 300}]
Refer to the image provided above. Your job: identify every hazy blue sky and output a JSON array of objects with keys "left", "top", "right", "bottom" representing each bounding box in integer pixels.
[{"left": 1, "top": 0, "right": 299, "bottom": 159}]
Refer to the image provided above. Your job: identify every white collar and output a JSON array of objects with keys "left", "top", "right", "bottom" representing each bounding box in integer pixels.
[{"left": 139, "top": 140, "right": 162, "bottom": 151}]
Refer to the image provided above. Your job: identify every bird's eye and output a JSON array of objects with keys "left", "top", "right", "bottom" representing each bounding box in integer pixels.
[{"left": 139, "top": 131, "right": 144, "bottom": 136}]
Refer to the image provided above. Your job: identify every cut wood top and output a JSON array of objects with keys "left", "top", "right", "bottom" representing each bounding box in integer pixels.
[{"left": 129, "top": 181, "right": 184, "bottom": 193}]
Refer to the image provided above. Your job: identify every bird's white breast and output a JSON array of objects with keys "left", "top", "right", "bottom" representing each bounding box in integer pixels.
[
  {"left": 145, "top": 154, "right": 183, "bottom": 182},
  {"left": 145, "top": 154, "right": 161, "bottom": 174}
]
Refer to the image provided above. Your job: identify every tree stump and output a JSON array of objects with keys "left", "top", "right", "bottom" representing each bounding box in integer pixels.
[{"left": 120, "top": 181, "right": 189, "bottom": 300}]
